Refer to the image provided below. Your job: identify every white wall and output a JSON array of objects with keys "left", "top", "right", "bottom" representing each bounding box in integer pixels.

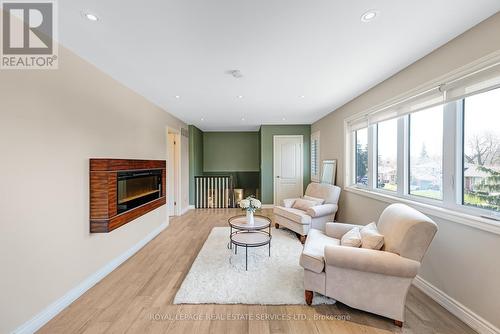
[
  {"left": 0, "top": 44, "right": 189, "bottom": 333},
  {"left": 313, "top": 13, "right": 500, "bottom": 331}
]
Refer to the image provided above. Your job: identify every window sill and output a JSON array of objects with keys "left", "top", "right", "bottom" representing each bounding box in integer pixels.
[{"left": 344, "top": 186, "right": 500, "bottom": 235}]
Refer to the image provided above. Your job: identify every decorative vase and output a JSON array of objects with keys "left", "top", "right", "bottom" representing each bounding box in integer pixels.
[{"left": 246, "top": 210, "right": 255, "bottom": 225}]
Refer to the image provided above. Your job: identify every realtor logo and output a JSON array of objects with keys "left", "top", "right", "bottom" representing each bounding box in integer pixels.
[{"left": 1, "top": 1, "right": 58, "bottom": 69}]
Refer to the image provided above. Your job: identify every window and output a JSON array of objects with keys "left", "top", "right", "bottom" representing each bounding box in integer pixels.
[
  {"left": 345, "top": 59, "right": 500, "bottom": 220},
  {"left": 377, "top": 118, "right": 398, "bottom": 191},
  {"left": 311, "top": 131, "right": 320, "bottom": 182},
  {"left": 355, "top": 128, "right": 368, "bottom": 186},
  {"left": 463, "top": 88, "right": 500, "bottom": 212},
  {"left": 409, "top": 106, "right": 443, "bottom": 200}
]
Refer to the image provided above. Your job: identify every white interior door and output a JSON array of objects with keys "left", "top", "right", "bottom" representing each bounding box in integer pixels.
[{"left": 273, "top": 135, "right": 303, "bottom": 205}]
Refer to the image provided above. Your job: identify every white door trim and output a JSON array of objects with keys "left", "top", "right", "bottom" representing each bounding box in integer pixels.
[
  {"left": 273, "top": 135, "right": 304, "bottom": 205},
  {"left": 167, "top": 127, "right": 182, "bottom": 216}
]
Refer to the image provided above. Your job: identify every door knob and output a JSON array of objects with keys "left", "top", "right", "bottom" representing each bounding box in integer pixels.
[{"left": 276, "top": 176, "right": 280, "bottom": 178}]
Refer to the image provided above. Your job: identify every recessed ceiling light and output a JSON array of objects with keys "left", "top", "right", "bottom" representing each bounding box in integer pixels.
[
  {"left": 228, "top": 70, "right": 243, "bottom": 78},
  {"left": 237, "top": 95, "right": 244, "bottom": 99},
  {"left": 241, "top": 117, "right": 245, "bottom": 121},
  {"left": 300, "top": 95, "right": 305, "bottom": 98},
  {"left": 282, "top": 117, "right": 286, "bottom": 121},
  {"left": 361, "top": 10, "right": 379, "bottom": 22},
  {"left": 200, "top": 117, "right": 204, "bottom": 121},
  {"left": 84, "top": 13, "right": 99, "bottom": 21},
  {"left": 175, "top": 95, "right": 181, "bottom": 99}
]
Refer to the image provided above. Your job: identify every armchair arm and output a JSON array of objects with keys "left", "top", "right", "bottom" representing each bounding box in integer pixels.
[
  {"left": 307, "top": 204, "right": 338, "bottom": 217},
  {"left": 282, "top": 198, "right": 298, "bottom": 208},
  {"left": 324, "top": 245, "right": 420, "bottom": 278},
  {"left": 325, "top": 222, "right": 360, "bottom": 239}
]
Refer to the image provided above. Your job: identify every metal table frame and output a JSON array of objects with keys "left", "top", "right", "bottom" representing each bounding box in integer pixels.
[{"left": 228, "top": 215, "right": 272, "bottom": 270}]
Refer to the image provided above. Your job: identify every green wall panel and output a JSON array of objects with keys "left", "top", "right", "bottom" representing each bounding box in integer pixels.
[
  {"left": 260, "top": 125, "right": 311, "bottom": 204},
  {"left": 203, "top": 132, "right": 260, "bottom": 172},
  {"left": 188, "top": 125, "right": 204, "bottom": 205}
]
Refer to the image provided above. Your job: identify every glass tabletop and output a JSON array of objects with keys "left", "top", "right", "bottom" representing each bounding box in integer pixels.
[
  {"left": 230, "top": 231, "right": 271, "bottom": 247},
  {"left": 228, "top": 214, "right": 271, "bottom": 230}
]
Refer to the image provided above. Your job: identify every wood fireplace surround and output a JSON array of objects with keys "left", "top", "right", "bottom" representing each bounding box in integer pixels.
[{"left": 90, "top": 159, "right": 166, "bottom": 233}]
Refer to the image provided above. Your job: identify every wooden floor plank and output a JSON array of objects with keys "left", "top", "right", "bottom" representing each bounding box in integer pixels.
[{"left": 38, "top": 209, "right": 476, "bottom": 334}]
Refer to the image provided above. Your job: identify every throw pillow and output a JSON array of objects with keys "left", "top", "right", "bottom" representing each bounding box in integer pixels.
[
  {"left": 292, "top": 198, "right": 317, "bottom": 211},
  {"left": 340, "top": 227, "right": 362, "bottom": 247},
  {"left": 360, "top": 222, "right": 384, "bottom": 250},
  {"left": 303, "top": 195, "right": 325, "bottom": 205}
]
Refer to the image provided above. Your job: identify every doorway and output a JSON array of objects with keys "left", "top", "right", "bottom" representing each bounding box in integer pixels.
[
  {"left": 167, "top": 130, "right": 181, "bottom": 216},
  {"left": 273, "top": 135, "right": 303, "bottom": 205}
]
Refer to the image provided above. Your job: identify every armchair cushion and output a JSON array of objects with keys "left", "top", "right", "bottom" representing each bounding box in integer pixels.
[
  {"left": 282, "top": 198, "right": 297, "bottom": 208},
  {"left": 299, "top": 229, "right": 339, "bottom": 273},
  {"left": 303, "top": 195, "right": 325, "bottom": 205},
  {"left": 340, "top": 227, "right": 362, "bottom": 247},
  {"left": 292, "top": 198, "right": 317, "bottom": 211},
  {"left": 324, "top": 245, "right": 420, "bottom": 278},
  {"left": 306, "top": 203, "right": 338, "bottom": 218},
  {"left": 325, "top": 222, "right": 360, "bottom": 239},
  {"left": 273, "top": 206, "right": 311, "bottom": 225},
  {"left": 360, "top": 222, "right": 384, "bottom": 250}
]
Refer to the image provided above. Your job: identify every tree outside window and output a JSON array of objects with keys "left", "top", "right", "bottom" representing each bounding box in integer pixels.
[
  {"left": 463, "top": 88, "right": 500, "bottom": 212},
  {"left": 355, "top": 128, "right": 368, "bottom": 186}
]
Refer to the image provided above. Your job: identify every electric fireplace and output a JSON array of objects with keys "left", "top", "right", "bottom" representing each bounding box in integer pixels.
[
  {"left": 89, "top": 159, "right": 166, "bottom": 233},
  {"left": 117, "top": 170, "right": 162, "bottom": 214}
]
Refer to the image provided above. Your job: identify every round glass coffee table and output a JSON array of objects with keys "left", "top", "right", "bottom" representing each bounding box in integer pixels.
[{"left": 228, "top": 215, "right": 272, "bottom": 270}]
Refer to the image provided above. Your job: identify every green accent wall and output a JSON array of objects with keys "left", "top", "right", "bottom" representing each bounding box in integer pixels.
[
  {"left": 189, "top": 125, "right": 310, "bottom": 205},
  {"left": 203, "top": 132, "right": 260, "bottom": 172},
  {"left": 188, "top": 125, "right": 203, "bottom": 205},
  {"left": 260, "top": 125, "right": 311, "bottom": 204}
]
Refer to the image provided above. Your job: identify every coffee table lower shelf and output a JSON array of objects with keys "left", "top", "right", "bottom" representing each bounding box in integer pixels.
[{"left": 229, "top": 231, "right": 271, "bottom": 271}]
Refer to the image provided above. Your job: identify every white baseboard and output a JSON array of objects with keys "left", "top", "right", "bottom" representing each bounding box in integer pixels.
[
  {"left": 413, "top": 276, "right": 499, "bottom": 334},
  {"left": 13, "top": 222, "right": 168, "bottom": 334},
  {"left": 261, "top": 204, "right": 275, "bottom": 209},
  {"left": 180, "top": 205, "right": 194, "bottom": 215}
]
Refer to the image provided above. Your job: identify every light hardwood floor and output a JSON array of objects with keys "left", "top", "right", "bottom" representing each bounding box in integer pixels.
[{"left": 39, "top": 209, "right": 476, "bottom": 334}]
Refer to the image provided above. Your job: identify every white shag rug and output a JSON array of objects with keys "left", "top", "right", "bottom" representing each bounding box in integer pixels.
[{"left": 174, "top": 227, "right": 335, "bottom": 305}]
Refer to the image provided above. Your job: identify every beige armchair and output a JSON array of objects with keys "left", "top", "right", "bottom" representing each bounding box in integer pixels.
[
  {"left": 299, "top": 203, "right": 438, "bottom": 326},
  {"left": 273, "top": 183, "right": 341, "bottom": 243}
]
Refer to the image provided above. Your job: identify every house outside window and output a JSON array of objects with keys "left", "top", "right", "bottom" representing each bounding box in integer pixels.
[
  {"left": 462, "top": 88, "right": 500, "bottom": 212},
  {"left": 355, "top": 128, "right": 368, "bottom": 186}
]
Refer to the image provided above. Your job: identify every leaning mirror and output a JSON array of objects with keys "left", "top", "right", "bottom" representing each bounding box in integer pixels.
[{"left": 321, "top": 160, "right": 337, "bottom": 185}]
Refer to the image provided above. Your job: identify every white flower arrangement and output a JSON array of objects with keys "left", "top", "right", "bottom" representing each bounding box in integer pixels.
[{"left": 239, "top": 196, "right": 262, "bottom": 213}]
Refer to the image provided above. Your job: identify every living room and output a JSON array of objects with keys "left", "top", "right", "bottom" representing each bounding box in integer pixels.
[{"left": 1, "top": 1, "right": 500, "bottom": 334}]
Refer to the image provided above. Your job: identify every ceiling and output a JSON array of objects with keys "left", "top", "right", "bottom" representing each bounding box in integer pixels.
[{"left": 58, "top": 1, "right": 500, "bottom": 131}]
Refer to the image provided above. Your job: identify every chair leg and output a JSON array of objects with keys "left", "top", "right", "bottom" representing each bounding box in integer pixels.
[
  {"left": 305, "top": 290, "right": 313, "bottom": 305},
  {"left": 275, "top": 223, "right": 280, "bottom": 229},
  {"left": 299, "top": 235, "right": 307, "bottom": 244},
  {"left": 394, "top": 320, "right": 403, "bottom": 327}
]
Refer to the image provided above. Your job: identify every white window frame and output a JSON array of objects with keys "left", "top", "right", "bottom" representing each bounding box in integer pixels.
[
  {"left": 311, "top": 131, "right": 320, "bottom": 182},
  {"left": 405, "top": 107, "right": 446, "bottom": 204},
  {"left": 373, "top": 118, "right": 401, "bottom": 195},
  {"left": 343, "top": 52, "right": 500, "bottom": 235},
  {"left": 352, "top": 127, "right": 370, "bottom": 188}
]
